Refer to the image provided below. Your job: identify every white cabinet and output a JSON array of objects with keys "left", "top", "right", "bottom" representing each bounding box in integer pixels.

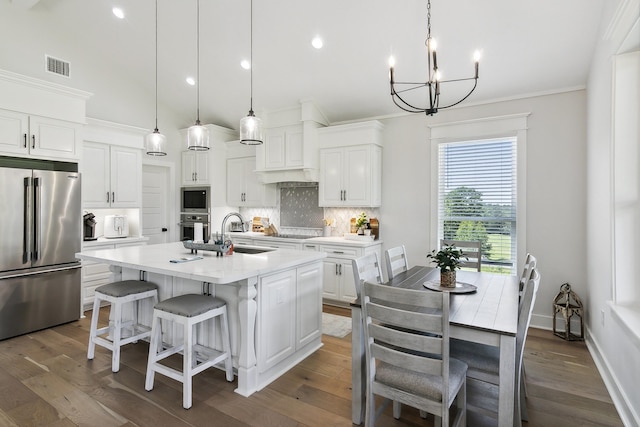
[
  {"left": 181, "top": 150, "right": 209, "bottom": 185},
  {"left": 318, "top": 242, "right": 382, "bottom": 305},
  {"left": 0, "top": 109, "right": 80, "bottom": 160},
  {"left": 319, "top": 144, "right": 381, "bottom": 207},
  {"left": 318, "top": 120, "right": 383, "bottom": 207},
  {"left": 261, "top": 125, "right": 304, "bottom": 170},
  {"left": 81, "top": 142, "right": 141, "bottom": 208},
  {"left": 81, "top": 240, "right": 148, "bottom": 311},
  {"left": 257, "top": 261, "right": 322, "bottom": 373},
  {"left": 227, "top": 157, "right": 277, "bottom": 207}
]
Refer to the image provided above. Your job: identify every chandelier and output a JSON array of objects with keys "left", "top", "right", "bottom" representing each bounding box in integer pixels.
[{"left": 389, "top": 0, "right": 480, "bottom": 115}]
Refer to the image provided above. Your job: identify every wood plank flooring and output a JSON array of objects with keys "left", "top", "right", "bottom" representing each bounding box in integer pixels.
[{"left": 0, "top": 305, "right": 623, "bottom": 426}]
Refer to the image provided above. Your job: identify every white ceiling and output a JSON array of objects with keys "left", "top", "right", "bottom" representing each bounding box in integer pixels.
[{"left": 0, "top": 0, "right": 607, "bottom": 131}]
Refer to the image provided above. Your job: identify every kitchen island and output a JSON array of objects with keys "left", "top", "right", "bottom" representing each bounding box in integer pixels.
[{"left": 76, "top": 241, "right": 326, "bottom": 397}]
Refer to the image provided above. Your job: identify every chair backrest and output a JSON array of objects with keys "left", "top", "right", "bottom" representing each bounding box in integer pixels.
[
  {"left": 516, "top": 268, "right": 540, "bottom": 389},
  {"left": 519, "top": 253, "right": 537, "bottom": 292},
  {"left": 361, "top": 281, "right": 451, "bottom": 405},
  {"left": 384, "top": 245, "right": 409, "bottom": 280},
  {"left": 352, "top": 253, "right": 384, "bottom": 298},
  {"left": 440, "top": 239, "right": 482, "bottom": 272}
]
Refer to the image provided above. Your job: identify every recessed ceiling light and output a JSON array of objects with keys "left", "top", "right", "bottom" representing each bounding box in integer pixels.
[
  {"left": 186, "top": 77, "right": 195, "bottom": 86},
  {"left": 112, "top": 7, "right": 124, "bottom": 19},
  {"left": 240, "top": 59, "right": 251, "bottom": 70},
  {"left": 311, "top": 36, "right": 323, "bottom": 49}
]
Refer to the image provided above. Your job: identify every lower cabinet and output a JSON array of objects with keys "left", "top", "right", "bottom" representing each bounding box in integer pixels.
[
  {"left": 81, "top": 240, "right": 147, "bottom": 311},
  {"left": 257, "top": 262, "right": 322, "bottom": 373},
  {"left": 319, "top": 242, "right": 382, "bottom": 305}
]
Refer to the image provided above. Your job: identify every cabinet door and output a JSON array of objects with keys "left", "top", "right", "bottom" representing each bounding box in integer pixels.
[
  {"left": 297, "top": 262, "right": 322, "bottom": 347},
  {"left": 30, "top": 115, "right": 79, "bottom": 160},
  {"left": 258, "top": 269, "right": 296, "bottom": 372},
  {"left": 0, "top": 109, "right": 29, "bottom": 155},
  {"left": 340, "top": 260, "right": 358, "bottom": 302},
  {"left": 322, "top": 260, "right": 340, "bottom": 299},
  {"left": 343, "top": 145, "right": 370, "bottom": 206},
  {"left": 264, "top": 130, "right": 285, "bottom": 169},
  {"left": 243, "top": 157, "right": 264, "bottom": 206},
  {"left": 181, "top": 151, "right": 196, "bottom": 184},
  {"left": 285, "top": 129, "right": 304, "bottom": 167},
  {"left": 226, "top": 157, "right": 245, "bottom": 205},
  {"left": 81, "top": 142, "right": 111, "bottom": 208},
  {"left": 194, "top": 152, "right": 209, "bottom": 183},
  {"left": 110, "top": 146, "right": 141, "bottom": 207},
  {"left": 319, "top": 148, "right": 344, "bottom": 206}
]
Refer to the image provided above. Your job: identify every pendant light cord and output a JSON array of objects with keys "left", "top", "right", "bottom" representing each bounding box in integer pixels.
[
  {"left": 249, "top": 0, "right": 254, "bottom": 114},
  {"left": 196, "top": 0, "right": 201, "bottom": 125},
  {"left": 154, "top": 0, "right": 159, "bottom": 131}
]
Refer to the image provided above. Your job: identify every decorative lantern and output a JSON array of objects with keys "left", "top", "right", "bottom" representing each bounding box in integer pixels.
[{"left": 552, "top": 283, "right": 584, "bottom": 341}]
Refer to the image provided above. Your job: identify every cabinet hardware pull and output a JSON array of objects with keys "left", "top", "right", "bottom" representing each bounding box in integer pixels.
[
  {"left": 31, "top": 135, "right": 35, "bottom": 149},
  {"left": 195, "top": 172, "right": 198, "bottom": 181},
  {"left": 112, "top": 192, "right": 115, "bottom": 203},
  {"left": 335, "top": 264, "right": 339, "bottom": 275},
  {"left": 23, "top": 133, "right": 27, "bottom": 148},
  {"left": 339, "top": 264, "right": 342, "bottom": 275},
  {"left": 107, "top": 192, "right": 110, "bottom": 203},
  {"left": 332, "top": 251, "right": 344, "bottom": 254},
  {"left": 343, "top": 190, "right": 346, "bottom": 200}
]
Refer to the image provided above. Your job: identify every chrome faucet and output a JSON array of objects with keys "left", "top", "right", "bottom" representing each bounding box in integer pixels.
[{"left": 219, "top": 212, "right": 246, "bottom": 245}]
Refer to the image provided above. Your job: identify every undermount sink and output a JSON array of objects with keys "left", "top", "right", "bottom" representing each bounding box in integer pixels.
[{"left": 233, "top": 246, "right": 275, "bottom": 254}]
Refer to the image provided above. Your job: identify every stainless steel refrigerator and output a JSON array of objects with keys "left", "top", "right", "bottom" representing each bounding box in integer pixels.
[{"left": 0, "top": 157, "right": 82, "bottom": 341}]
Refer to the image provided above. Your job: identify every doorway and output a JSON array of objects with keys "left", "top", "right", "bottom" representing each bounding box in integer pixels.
[{"left": 142, "top": 163, "right": 173, "bottom": 244}]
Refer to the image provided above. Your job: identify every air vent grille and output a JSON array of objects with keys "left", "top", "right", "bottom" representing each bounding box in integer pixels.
[{"left": 45, "top": 55, "right": 70, "bottom": 77}]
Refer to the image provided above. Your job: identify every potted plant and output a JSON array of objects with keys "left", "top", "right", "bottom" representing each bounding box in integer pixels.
[
  {"left": 355, "top": 212, "right": 368, "bottom": 235},
  {"left": 426, "top": 245, "right": 467, "bottom": 287}
]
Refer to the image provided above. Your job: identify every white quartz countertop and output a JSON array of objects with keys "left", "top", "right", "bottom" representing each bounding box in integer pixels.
[
  {"left": 76, "top": 241, "right": 326, "bottom": 285},
  {"left": 229, "top": 232, "right": 382, "bottom": 247}
]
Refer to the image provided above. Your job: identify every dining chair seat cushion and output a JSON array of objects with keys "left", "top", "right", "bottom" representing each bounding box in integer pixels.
[
  {"left": 155, "top": 294, "right": 226, "bottom": 317},
  {"left": 450, "top": 338, "right": 499, "bottom": 376},
  {"left": 375, "top": 357, "right": 467, "bottom": 403},
  {"left": 95, "top": 280, "right": 158, "bottom": 298}
]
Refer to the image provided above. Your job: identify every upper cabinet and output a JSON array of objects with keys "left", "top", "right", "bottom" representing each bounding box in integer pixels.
[
  {"left": 181, "top": 151, "right": 209, "bottom": 185},
  {"left": 81, "top": 119, "right": 145, "bottom": 209},
  {"left": 0, "top": 69, "right": 91, "bottom": 161},
  {"left": 318, "top": 120, "right": 383, "bottom": 207},
  {"left": 82, "top": 142, "right": 141, "bottom": 208},
  {"left": 226, "top": 142, "right": 276, "bottom": 208},
  {"left": 254, "top": 100, "right": 328, "bottom": 184}
]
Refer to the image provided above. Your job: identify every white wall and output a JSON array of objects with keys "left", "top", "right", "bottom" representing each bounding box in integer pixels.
[
  {"left": 585, "top": 0, "right": 640, "bottom": 424},
  {"left": 378, "top": 90, "right": 588, "bottom": 331}
]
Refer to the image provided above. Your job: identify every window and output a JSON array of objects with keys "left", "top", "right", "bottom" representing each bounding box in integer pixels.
[{"left": 437, "top": 138, "right": 517, "bottom": 274}]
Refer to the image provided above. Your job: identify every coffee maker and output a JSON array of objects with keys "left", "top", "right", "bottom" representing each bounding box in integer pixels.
[{"left": 83, "top": 212, "right": 97, "bottom": 241}]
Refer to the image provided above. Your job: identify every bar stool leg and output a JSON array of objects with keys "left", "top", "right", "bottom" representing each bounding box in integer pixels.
[
  {"left": 220, "top": 307, "right": 233, "bottom": 382},
  {"left": 145, "top": 312, "right": 161, "bottom": 392},
  {"left": 111, "top": 298, "right": 123, "bottom": 372},
  {"left": 87, "top": 295, "right": 101, "bottom": 360},
  {"left": 183, "top": 320, "right": 194, "bottom": 409}
]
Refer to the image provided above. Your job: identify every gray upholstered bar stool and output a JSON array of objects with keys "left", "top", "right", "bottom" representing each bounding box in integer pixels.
[
  {"left": 87, "top": 279, "right": 159, "bottom": 372},
  {"left": 145, "top": 293, "right": 234, "bottom": 409}
]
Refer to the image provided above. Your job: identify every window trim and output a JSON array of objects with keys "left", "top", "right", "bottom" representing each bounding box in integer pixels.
[{"left": 429, "top": 114, "right": 529, "bottom": 272}]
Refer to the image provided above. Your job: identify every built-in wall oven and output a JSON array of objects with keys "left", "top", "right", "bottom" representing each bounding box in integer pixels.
[
  {"left": 181, "top": 186, "right": 210, "bottom": 213},
  {"left": 179, "top": 213, "right": 210, "bottom": 242}
]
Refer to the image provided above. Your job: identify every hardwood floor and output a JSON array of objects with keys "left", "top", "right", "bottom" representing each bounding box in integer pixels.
[{"left": 0, "top": 305, "right": 623, "bottom": 426}]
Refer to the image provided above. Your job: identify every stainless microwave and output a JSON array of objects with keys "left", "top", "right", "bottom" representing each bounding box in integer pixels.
[{"left": 181, "top": 186, "right": 210, "bottom": 213}]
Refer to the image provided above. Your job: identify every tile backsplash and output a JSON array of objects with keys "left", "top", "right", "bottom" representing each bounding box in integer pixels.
[{"left": 239, "top": 186, "right": 380, "bottom": 237}]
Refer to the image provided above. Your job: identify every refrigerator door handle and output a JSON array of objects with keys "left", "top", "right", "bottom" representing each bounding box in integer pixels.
[
  {"left": 33, "top": 177, "right": 40, "bottom": 261},
  {"left": 23, "top": 177, "right": 32, "bottom": 264}
]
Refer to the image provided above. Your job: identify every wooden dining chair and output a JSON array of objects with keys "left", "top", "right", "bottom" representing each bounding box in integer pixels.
[
  {"left": 361, "top": 281, "right": 467, "bottom": 427},
  {"left": 440, "top": 239, "right": 482, "bottom": 272},
  {"left": 520, "top": 253, "right": 537, "bottom": 295},
  {"left": 352, "top": 253, "right": 384, "bottom": 297},
  {"left": 450, "top": 268, "right": 540, "bottom": 426},
  {"left": 384, "top": 245, "right": 409, "bottom": 280}
]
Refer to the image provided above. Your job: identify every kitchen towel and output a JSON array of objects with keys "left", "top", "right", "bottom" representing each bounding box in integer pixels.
[{"left": 193, "top": 222, "right": 204, "bottom": 242}]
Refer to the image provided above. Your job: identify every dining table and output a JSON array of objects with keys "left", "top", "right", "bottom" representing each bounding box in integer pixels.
[{"left": 351, "top": 266, "right": 520, "bottom": 427}]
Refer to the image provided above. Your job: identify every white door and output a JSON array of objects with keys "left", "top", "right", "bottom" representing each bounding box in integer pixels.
[{"left": 142, "top": 164, "right": 170, "bottom": 244}]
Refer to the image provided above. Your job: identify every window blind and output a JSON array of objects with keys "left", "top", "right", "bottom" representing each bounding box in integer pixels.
[{"left": 437, "top": 138, "right": 517, "bottom": 273}]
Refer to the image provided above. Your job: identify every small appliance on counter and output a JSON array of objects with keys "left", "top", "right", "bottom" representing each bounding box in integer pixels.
[
  {"left": 229, "top": 221, "right": 249, "bottom": 232},
  {"left": 104, "top": 214, "right": 129, "bottom": 238},
  {"left": 83, "top": 212, "right": 98, "bottom": 241}
]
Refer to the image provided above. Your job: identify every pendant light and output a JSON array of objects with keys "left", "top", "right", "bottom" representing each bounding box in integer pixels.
[
  {"left": 239, "top": 0, "right": 263, "bottom": 145},
  {"left": 145, "top": 0, "right": 167, "bottom": 156},
  {"left": 187, "top": 0, "right": 209, "bottom": 150}
]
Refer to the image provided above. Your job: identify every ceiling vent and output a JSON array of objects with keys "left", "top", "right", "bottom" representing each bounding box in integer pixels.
[{"left": 45, "top": 55, "right": 70, "bottom": 77}]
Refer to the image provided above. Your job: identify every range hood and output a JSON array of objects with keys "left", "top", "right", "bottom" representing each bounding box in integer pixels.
[{"left": 256, "top": 168, "right": 318, "bottom": 184}]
